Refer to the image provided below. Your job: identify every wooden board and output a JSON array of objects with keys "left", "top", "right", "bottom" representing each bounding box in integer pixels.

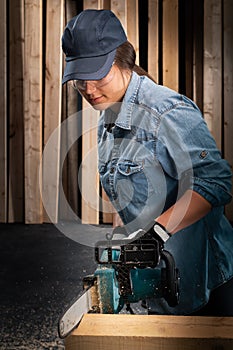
[
  {"left": 81, "top": 101, "right": 100, "bottom": 224},
  {"left": 192, "top": 0, "right": 203, "bottom": 110},
  {"left": 43, "top": 0, "right": 64, "bottom": 223},
  {"left": 24, "top": 0, "right": 43, "bottom": 223},
  {"left": 60, "top": 1, "right": 80, "bottom": 221},
  {"left": 0, "top": 0, "right": 7, "bottom": 222},
  {"left": 223, "top": 0, "right": 233, "bottom": 221},
  {"left": 81, "top": 0, "right": 102, "bottom": 224},
  {"left": 148, "top": 0, "right": 159, "bottom": 82},
  {"left": 127, "top": 0, "right": 139, "bottom": 64},
  {"left": 8, "top": 0, "right": 25, "bottom": 222},
  {"left": 65, "top": 314, "right": 233, "bottom": 350},
  {"left": 203, "top": 0, "right": 222, "bottom": 150},
  {"left": 111, "top": 0, "right": 127, "bottom": 30},
  {"left": 162, "top": 0, "right": 179, "bottom": 91}
]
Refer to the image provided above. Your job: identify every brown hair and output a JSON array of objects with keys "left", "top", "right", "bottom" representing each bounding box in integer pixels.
[{"left": 114, "top": 41, "right": 156, "bottom": 83}]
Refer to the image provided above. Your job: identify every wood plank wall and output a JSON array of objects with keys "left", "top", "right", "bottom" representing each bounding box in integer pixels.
[{"left": 0, "top": 0, "right": 232, "bottom": 224}]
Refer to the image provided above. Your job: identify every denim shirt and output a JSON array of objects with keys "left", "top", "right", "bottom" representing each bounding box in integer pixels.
[{"left": 98, "top": 71, "right": 233, "bottom": 314}]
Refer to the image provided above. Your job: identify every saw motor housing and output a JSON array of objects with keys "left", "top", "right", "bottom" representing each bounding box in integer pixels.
[{"left": 93, "top": 233, "right": 180, "bottom": 314}]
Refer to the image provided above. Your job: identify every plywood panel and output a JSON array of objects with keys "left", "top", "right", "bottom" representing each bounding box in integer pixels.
[
  {"left": 162, "top": 0, "right": 179, "bottom": 91},
  {"left": 203, "top": 0, "right": 222, "bottom": 150},
  {"left": 24, "top": 0, "right": 43, "bottom": 223},
  {"left": 65, "top": 314, "right": 233, "bottom": 350},
  {"left": 43, "top": 0, "right": 64, "bottom": 223},
  {"left": 0, "top": 0, "right": 7, "bottom": 222}
]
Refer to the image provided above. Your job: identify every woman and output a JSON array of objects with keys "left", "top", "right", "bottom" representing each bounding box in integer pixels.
[{"left": 62, "top": 9, "right": 233, "bottom": 316}]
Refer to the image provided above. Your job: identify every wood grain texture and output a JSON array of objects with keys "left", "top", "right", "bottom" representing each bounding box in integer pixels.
[
  {"left": 223, "top": 0, "right": 233, "bottom": 221},
  {"left": 43, "top": 0, "right": 64, "bottom": 223},
  {"left": 0, "top": 0, "right": 7, "bottom": 222},
  {"left": 203, "top": 0, "right": 222, "bottom": 150},
  {"left": 24, "top": 0, "right": 43, "bottom": 223},
  {"left": 162, "top": 0, "right": 179, "bottom": 91},
  {"left": 8, "top": 0, "right": 25, "bottom": 222},
  {"left": 65, "top": 314, "right": 233, "bottom": 350}
]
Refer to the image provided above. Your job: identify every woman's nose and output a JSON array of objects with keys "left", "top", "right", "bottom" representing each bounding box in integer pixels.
[{"left": 85, "top": 81, "right": 97, "bottom": 94}]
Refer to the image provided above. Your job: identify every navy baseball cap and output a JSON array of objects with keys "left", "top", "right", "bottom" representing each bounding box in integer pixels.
[{"left": 62, "top": 9, "right": 127, "bottom": 84}]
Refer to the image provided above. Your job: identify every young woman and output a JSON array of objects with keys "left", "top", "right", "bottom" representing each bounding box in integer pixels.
[{"left": 62, "top": 9, "right": 233, "bottom": 316}]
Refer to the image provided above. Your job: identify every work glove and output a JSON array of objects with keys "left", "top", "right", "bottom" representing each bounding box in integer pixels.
[{"left": 109, "top": 222, "right": 171, "bottom": 247}]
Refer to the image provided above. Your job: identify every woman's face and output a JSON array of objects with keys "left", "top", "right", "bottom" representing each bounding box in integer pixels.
[{"left": 74, "top": 64, "right": 131, "bottom": 111}]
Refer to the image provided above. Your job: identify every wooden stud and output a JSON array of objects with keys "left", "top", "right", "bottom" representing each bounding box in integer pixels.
[
  {"left": 65, "top": 314, "right": 233, "bottom": 350},
  {"left": 60, "top": 1, "right": 80, "bottom": 221},
  {"left": 100, "top": 0, "right": 111, "bottom": 9},
  {"left": 223, "top": 0, "right": 233, "bottom": 221},
  {"left": 81, "top": 99, "right": 100, "bottom": 224},
  {"left": 162, "top": 0, "right": 179, "bottom": 91},
  {"left": 43, "top": 0, "right": 64, "bottom": 223},
  {"left": 24, "top": 0, "right": 43, "bottom": 223},
  {"left": 111, "top": 0, "right": 127, "bottom": 30},
  {"left": 101, "top": 189, "right": 114, "bottom": 223},
  {"left": 0, "top": 0, "right": 7, "bottom": 222},
  {"left": 148, "top": 0, "right": 159, "bottom": 82},
  {"left": 193, "top": 0, "right": 203, "bottom": 111},
  {"left": 127, "top": 0, "right": 139, "bottom": 64},
  {"left": 81, "top": 0, "right": 103, "bottom": 224},
  {"left": 8, "top": 0, "right": 25, "bottom": 222},
  {"left": 203, "top": 0, "right": 222, "bottom": 150}
]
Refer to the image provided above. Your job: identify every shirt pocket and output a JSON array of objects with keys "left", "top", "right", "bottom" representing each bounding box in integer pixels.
[
  {"left": 117, "top": 161, "right": 144, "bottom": 176},
  {"left": 116, "top": 160, "right": 148, "bottom": 205}
]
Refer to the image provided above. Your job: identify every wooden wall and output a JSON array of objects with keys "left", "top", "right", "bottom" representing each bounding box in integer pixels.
[{"left": 0, "top": 0, "right": 232, "bottom": 224}]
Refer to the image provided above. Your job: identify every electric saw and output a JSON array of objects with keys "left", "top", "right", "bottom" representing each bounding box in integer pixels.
[{"left": 58, "top": 228, "right": 180, "bottom": 338}]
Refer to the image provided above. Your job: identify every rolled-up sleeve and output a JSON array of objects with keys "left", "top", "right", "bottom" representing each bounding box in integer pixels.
[{"left": 156, "top": 98, "right": 232, "bottom": 207}]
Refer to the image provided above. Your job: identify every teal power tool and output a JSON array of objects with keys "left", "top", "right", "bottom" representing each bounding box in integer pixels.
[{"left": 58, "top": 230, "right": 180, "bottom": 338}]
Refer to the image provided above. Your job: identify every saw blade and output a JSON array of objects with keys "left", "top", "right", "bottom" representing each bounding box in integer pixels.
[{"left": 58, "top": 284, "right": 99, "bottom": 338}]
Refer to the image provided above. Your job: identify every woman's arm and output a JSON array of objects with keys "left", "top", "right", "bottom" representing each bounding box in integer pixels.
[{"left": 156, "top": 189, "right": 212, "bottom": 234}]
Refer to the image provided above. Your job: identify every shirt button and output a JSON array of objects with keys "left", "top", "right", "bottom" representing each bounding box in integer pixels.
[
  {"left": 200, "top": 150, "right": 208, "bottom": 159},
  {"left": 110, "top": 167, "right": 115, "bottom": 173}
]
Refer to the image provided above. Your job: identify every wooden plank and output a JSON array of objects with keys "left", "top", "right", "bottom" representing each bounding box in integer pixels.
[
  {"left": 24, "top": 0, "right": 43, "bottom": 223},
  {"left": 111, "top": 0, "right": 127, "bottom": 30},
  {"left": 148, "top": 0, "right": 159, "bottom": 82},
  {"left": 81, "top": 102, "right": 100, "bottom": 224},
  {"left": 203, "top": 0, "right": 222, "bottom": 150},
  {"left": 183, "top": 0, "right": 193, "bottom": 99},
  {"left": 193, "top": 0, "right": 203, "bottom": 110},
  {"left": 223, "top": 0, "right": 233, "bottom": 221},
  {"left": 60, "top": 1, "right": 80, "bottom": 221},
  {"left": 100, "top": 0, "right": 111, "bottom": 9},
  {"left": 65, "top": 314, "right": 233, "bottom": 350},
  {"left": 8, "top": 0, "right": 25, "bottom": 222},
  {"left": 127, "top": 0, "right": 139, "bottom": 64},
  {"left": 101, "top": 189, "right": 113, "bottom": 223},
  {"left": 43, "top": 0, "right": 64, "bottom": 223},
  {"left": 81, "top": 0, "right": 102, "bottom": 224},
  {"left": 162, "top": 0, "right": 179, "bottom": 91},
  {"left": 0, "top": 0, "right": 7, "bottom": 222}
]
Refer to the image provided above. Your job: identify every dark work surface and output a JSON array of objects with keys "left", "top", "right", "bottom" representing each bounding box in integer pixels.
[{"left": 0, "top": 223, "right": 97, "bottom": 349}]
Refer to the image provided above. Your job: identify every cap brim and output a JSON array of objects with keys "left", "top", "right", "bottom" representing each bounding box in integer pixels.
[{"left": 62, "top": 49, "right": 116, "bottom": 84}]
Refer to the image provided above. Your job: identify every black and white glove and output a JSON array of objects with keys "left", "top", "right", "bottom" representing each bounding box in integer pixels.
[{"left": 109, "top": 222, "right": 171, "bottom": 246}]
